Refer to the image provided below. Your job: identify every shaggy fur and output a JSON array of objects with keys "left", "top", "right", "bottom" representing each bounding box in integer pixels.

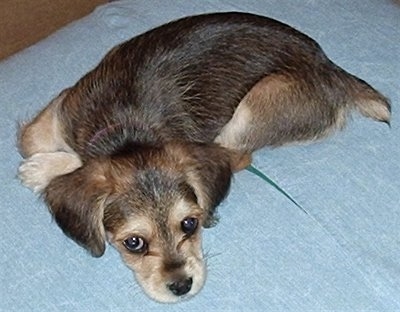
[{"left": 18, "top": 12, "right": 390, "bottom": 302}]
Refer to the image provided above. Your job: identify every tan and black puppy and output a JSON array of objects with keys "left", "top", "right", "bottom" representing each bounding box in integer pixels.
[{"left": 18, "top": 12, "right": 390, "bottom": 302}]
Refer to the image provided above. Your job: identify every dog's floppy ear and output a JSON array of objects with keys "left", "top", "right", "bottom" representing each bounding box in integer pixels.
[
  {"left": 43, "top": 161, "right": 112, "bottom": 257},
  {"left": 177, "top": 143, "right": 236, "bottom": 227}
]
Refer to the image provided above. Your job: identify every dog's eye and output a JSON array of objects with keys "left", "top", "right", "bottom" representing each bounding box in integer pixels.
[
  {"left": 181, "top": 217, "right": 198, "bottom": 236},
  {"left": 123, "top": 236, "right": 147, "bottom": 253}
]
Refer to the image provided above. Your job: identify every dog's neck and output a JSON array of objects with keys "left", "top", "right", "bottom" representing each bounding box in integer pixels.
[
  {"left": 86, "top": 121, "right": 164, "bottom": 157},
  {"left": 89, "top": 123, "right": 122, "bottom": 146}
]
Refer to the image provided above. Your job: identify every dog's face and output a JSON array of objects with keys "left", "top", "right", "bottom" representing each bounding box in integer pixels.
[
  {"left": 106, "top": 188, "right": 206, "bottom": 302},
  {"left": 103, "top": 155, "right": 208, "bottom": 302},
  {"left": 44, "top": 142, "right": 237, "bottom": 302}
]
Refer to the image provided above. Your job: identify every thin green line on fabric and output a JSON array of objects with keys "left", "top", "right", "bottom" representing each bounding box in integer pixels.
[{"left": 245, "top": 164, "right": 308, "bottom": 215}]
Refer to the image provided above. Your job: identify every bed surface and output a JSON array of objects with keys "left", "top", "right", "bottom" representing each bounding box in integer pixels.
[{"left": 1, "top": 0, "right": 399, "bottom": 311}]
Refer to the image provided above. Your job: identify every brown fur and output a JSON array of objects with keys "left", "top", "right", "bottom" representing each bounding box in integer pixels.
[{"left": 17, "top": 12, "right": 390, "bottom": 302}]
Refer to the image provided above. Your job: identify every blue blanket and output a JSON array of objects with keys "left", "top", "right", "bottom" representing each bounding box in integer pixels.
[{"left": 1, "top": 0, "right": 399, "bottom": 310}]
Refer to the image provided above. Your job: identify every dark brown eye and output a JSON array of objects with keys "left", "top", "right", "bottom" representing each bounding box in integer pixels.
[
  {"left": 181, "top": 217, "right": 198, "bottom": 236},
  {"left": 123, "top": 236, "right": 148, "bottom": 253}
]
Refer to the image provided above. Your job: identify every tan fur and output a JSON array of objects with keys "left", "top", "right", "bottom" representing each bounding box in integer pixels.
[
  {"left": 18, "top": 91, "right": 82, "bottom": 192},
  {"left": 18, "top": 152, "right": 82, "bottom": 193},
  {"left": 108, "top": 198, "right": 206, "bottom": 302},
  {"left": 17, "top": 12, "right": 390, "bottom": 303},
  {"left": 18, "top": 91, "right": 72, "bottom": 157}
]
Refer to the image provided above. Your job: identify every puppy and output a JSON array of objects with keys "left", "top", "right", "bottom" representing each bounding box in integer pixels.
[{"left": 17, "top": 12, "right": 390, "bottom": 302}]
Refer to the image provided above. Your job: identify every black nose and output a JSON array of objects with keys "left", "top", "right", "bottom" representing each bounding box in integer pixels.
[{"left": 167, "top": 277, "right": 193, "bottom": 296}]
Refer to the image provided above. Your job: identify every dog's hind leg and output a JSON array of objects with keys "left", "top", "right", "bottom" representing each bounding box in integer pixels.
[
  {"left": 214, "top": 73, "right": 337, "bottom": 153},
  {"left": 18, "top": 91, "right": 82, "bottom": 192},
  {"left": 215, "top": 71, "right": 389, "bottom": 158}
]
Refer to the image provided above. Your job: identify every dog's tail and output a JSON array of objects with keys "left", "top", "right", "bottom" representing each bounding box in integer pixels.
[{"left": 337, "top": 67, "right": 391, "bottom": 125}]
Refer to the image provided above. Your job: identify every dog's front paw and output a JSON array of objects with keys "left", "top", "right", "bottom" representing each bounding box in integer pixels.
[{"left": 18, "top": 152, "right": 82, "bottom": 193}]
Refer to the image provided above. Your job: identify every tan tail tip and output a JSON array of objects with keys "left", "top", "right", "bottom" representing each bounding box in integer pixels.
[{"left": 357, "top": 98, "right": 391, "bottom": 126}]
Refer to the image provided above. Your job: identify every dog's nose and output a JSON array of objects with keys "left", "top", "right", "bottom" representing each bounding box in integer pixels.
[{"left": 167, "top": 277, "right": 193, "bottom": 296}]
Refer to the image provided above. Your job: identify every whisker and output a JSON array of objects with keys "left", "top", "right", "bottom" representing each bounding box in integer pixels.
[{"left": 203, "top": 248, "right": 225, "bottom": 270}]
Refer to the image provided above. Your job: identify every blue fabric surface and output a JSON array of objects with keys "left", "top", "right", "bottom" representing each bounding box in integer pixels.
[{"left": 1, "top": 0, "right": 399, "bottom": 310}]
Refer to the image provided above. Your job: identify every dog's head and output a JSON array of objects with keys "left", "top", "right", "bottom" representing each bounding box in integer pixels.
[{"left": 44, "top": 142, "right": 244, "bottom": 302}]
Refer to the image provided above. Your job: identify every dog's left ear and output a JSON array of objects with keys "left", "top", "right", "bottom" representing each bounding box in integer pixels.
[
  {"left": 43, "top": 161, "right": 112, "bottom": 257},
  {"left": 176, "top": 143, "right": 242, "bottom": 227}
]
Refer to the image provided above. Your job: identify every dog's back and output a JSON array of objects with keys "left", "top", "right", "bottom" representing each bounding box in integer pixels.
[
  {"left": 55, "top": 12, "right": 389, "bottom": 158},
  {"left": 21, "top": 12, "right": 390, "bottom": 160}
]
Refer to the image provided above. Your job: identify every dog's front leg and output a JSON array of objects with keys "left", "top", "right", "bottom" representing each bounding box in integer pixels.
[
  {"left": 18, "top": 152, "right": 82, "bottom": 193},
  {"left": 18, "top": 90, "right": 82, "bottom": 192}
]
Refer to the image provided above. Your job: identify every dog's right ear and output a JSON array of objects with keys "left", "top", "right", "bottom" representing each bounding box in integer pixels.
[{"left": 43, "top": 160, "right": 112, "bottom": 257}]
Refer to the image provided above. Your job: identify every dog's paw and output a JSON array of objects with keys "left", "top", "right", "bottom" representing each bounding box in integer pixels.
[{"left": 18, "top": 152, "right": 82, "bottom": 193}]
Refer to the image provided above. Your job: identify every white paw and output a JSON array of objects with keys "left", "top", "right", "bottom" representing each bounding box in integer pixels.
[{"left": 18, "top": 152, "right": 82, "bottom": 193}]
